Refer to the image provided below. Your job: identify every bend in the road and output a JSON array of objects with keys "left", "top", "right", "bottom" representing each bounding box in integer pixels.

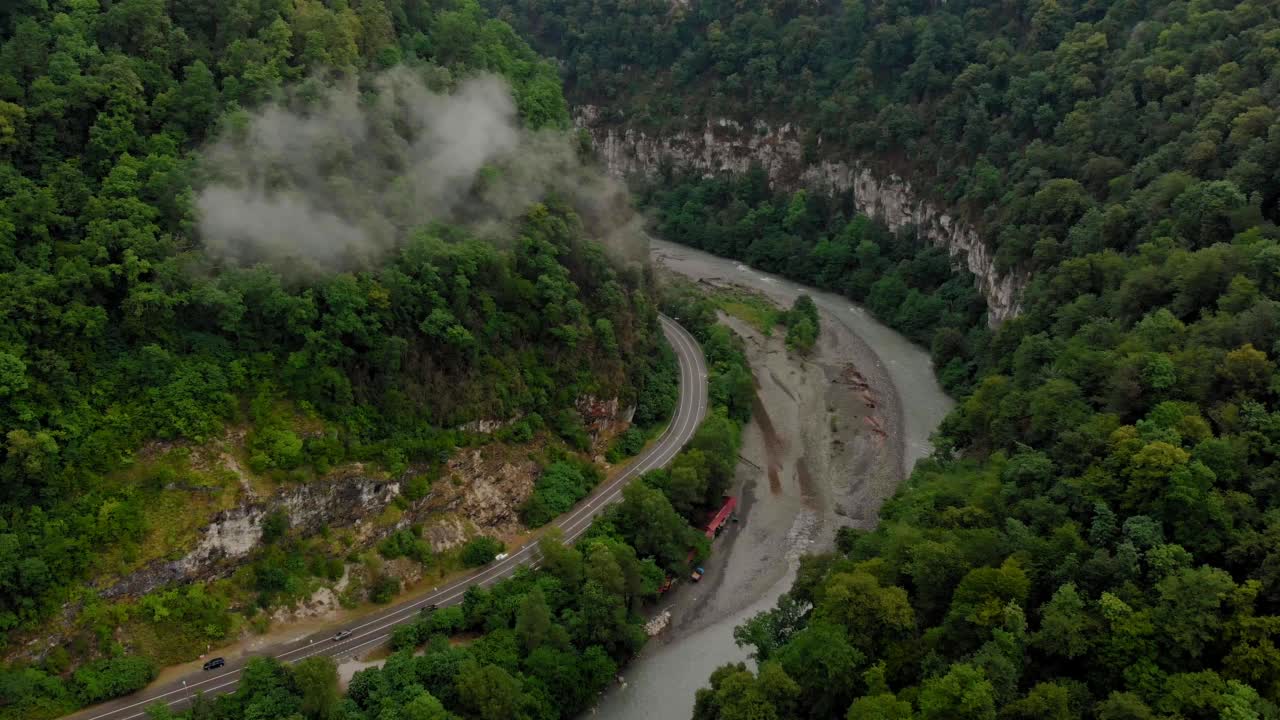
[{"left": 66, "top": 315, "right": 706, "bottom": 720}]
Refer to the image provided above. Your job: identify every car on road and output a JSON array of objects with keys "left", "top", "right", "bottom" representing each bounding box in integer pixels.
[
  {"left": 332, "top": 630, "right": 353, "bottom": 641},
  {"left": 494, "top": 552, "right": 509, "bottom": 561},
  {"left": 202, "top": 657, "right": 225, "bottom": 671}
]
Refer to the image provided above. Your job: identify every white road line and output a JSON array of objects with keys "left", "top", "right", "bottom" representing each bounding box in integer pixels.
[{"left": 80, "top": 316, "right": 706, "bottom": 720}]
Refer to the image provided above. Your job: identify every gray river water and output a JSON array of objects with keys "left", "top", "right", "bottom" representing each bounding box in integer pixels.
[{"left": 588, "top": 239, "right": 954, "bottom": 719}]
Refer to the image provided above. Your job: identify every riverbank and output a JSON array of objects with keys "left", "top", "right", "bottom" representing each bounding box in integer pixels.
[{"left": 587, "top": 239, "right": 953, "bottom": 719}]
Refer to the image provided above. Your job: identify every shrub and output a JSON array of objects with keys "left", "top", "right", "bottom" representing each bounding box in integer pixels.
[
  {"left": 520, "top": 460, "right": 601, "bottom": 527},
  {"left": 427, "top": 606, "right": 465, "bottom": 634},
  {"left": 369, "top": 575, "right": 400, "bottom": 604},
  {"left": 618, "top": 427, "right": 646, "bottom": 456},
  {"left": 261, "top": 510, "right": 289, "bottom": 544},
  {"left": 403, "top": 473, "right": 431, "bottom": 501},
  {"left": 785, "top": 316, "right": 817, "bottom": 353},
  {"left": 391, "top": 622, "right": 421, "bottom": 651},
  {"left": 378, "top": 529, "right": 432, "bottom": 564},
  {"left": 461, "top": 536, "right": 505, "bottom": 567},
  {"left": 72, "top": 655, "right": 157, "bottom": 704},
  {"left": 249, "top": 426, "right": 304, "bottom": 471},
  {"left": 551, "top": 409, "right": 591, "bottom": 451}
]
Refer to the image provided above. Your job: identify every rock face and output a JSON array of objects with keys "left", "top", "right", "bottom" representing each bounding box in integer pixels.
[
  {"left": 575, "top": 106, "right": 1027, "bottom": 323},
  {"left": 101, "top": 473, "right": 401, "bottom": 598},
  {"left": 423, "top": 448, "right": 541, "bottom": 551},
  {"left": 577, "top": 395, "right": 635, "bottom": 455},
  {"left": 99, "top": 397, "right": 635, "bottom": 600}
]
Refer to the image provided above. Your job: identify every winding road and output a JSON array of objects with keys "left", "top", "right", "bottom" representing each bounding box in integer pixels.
[{"left": 66, "top": 315, "right": 707, "bottom": 720}]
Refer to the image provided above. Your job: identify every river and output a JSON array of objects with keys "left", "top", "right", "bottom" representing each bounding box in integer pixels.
[{"left": 588, "top": 238, "right": 954, "bottom": 719}]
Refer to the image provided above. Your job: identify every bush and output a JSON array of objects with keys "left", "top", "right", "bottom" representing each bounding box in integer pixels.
[
  {"left": 389, "top": 605, "right": 466, "bottom": 652},
  {"left": 43, "top": 646, "right": 71, "bottom": 674},
  {"left": 520, "top": 460, "right": 602, "bottom": 527},
  {"left": 72, "top": 655, "right": 157, "bottom": 704},
  {"left": 403, "top": 473, "right": 431, "bottom": 501},
  {"left": 789, "top": 294, "right": 819, "bottom": 327},
  {"left": 378, "top": 529, "right": 432, "bottom": 564},
  {"left": 460, "top": 536, "right": 505, "bottom": 567},
  {"left": 785, "top": 316, "right": 817, "bottom": 353},
  {"left": 494, "top": 412, "right": 546, "bottom": 446},
  {"left": 307, "top": 555, "right": 345, "bottom": 581},
  {"left": 551, "top": 409, "right": 591, "bottom": 451},
  {"left": 391, "top": 622, "right": 421, "bottom": 651},
  {"left": 249, "top": 426, "right": 305, "bottom": 471},
  {"left": 783, "top": 295, "right": 819, "bottom": 354},
  {"left": 615, "top": 428, "right": 647, "bottom": 458},
  {"left": 369, "top": 575, "right": 400, "bottom": 604},
  {"left": 427, "top": 606, "right": 465, "bottom": 634},
  {"left": 261, "top": 510, "right": 290, "bottom": 544}
]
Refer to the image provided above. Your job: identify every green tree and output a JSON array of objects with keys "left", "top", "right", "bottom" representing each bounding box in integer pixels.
[
  {"left": 455, "top": 662, "right": 522, "bottom": 720},
  {"left": 918, "top": 663, "right": 996, "bottom": 720},
  {"left": 1033, "top": 583, "right": 1096, "bottom": 660},
  {"left": 292, "top": 656, "right": 339, "bottom": 720},
  {"left": 515, "top": 586, "right": 552, "bottom": 652},
  {"left": 461, "top": 536, "right": 505, "bottom": 567}
]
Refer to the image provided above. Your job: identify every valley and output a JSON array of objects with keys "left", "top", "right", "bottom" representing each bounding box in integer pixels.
[
  {"left": 4, "top": 0, "right": 1280, "bottom": 718},
  {"left": 594, "top": 240, "right": 952, "bottom": 719}
]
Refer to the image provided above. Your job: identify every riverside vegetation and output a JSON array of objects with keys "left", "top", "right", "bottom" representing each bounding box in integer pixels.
[{"left": 486, "top": 0, "right": 1280, "bottom": 717}]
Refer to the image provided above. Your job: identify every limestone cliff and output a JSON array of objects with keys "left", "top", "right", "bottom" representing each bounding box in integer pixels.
[{"left": 575, "top": 106, "right": 1027, "bottom": 323}]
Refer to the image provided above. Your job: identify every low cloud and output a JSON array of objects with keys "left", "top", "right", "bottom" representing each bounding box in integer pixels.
[{"left": 194, "top": 68, "right": 640, "bottom": 273}]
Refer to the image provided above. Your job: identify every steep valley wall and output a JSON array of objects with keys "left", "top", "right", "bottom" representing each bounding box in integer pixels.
[{"left": 575, "top": 106, "right": 1027, "bottom": 323}]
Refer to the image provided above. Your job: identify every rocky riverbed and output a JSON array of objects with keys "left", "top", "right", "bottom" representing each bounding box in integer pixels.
[{"left": 588, "top": 239, "right": 953, "bottom": 719}]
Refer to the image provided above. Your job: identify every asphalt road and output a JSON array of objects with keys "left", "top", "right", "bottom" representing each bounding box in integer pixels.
[{"left": 67, "top": 315, "right": 707, "bottom": 720}]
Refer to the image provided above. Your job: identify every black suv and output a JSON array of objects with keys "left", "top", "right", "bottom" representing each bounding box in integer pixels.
[{"left": 202, "top": 657, "right": 225, "bottom": 671}]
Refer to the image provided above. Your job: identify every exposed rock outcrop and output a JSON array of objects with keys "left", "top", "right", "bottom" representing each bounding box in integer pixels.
[
  {"left": 423, "top": 448, "right": 541, "bottom": 550},
  {"left": 101, "top": 473, "right": 401, "bottom": 598},
  {"left": 574, "top": 106, "right": 1027, "bottom": 323},
  {"left": 98, "top": 396, "right": 636, "bottom": 600},
  {"left": 577, "top": 395, "right": 635, "bottom": 455},
  {"left": 457, "top": 416, "right": 521, "bottom": 434}
]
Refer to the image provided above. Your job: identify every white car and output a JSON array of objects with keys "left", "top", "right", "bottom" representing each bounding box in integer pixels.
[{"left": 494, "top": 552, "right": 509, "bottom": 561}]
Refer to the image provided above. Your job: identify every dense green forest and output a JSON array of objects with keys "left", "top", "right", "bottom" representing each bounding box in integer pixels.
[
  {"left": 7, "top": 0, "right": 1280, "bottom": 717},
  {"left": 489, "top": 0, "right": 1280, "bottom": 271},
  {"left": 484, "top": 0, "right": 1280, "bottom": 717},
  {"left": 643, "top": 171, "right": 988, "bottom": 390},
  {"left": 0, "top": 0, "right": 678, "bottom": 716}
]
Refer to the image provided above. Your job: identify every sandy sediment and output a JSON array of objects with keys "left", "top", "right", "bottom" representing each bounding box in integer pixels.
[
  {"left": 590, "top": 239, "right": 951, "bottom": 720},
  {"left": 658, "top": 303, "right": 901, "bottom": 637}
]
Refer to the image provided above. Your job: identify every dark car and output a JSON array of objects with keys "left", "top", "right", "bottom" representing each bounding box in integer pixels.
[
  {"left": 332, "top": 630, "right": 353, "bottom": 641},
  {"left": 202, "top": 657, "right": 225, "bottom": 671}
]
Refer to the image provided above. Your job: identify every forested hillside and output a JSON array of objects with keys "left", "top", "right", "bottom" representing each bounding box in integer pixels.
[
  {"left": 0, "top": 1, "right": 670, "bottom": 715},
  {"left": 485, "top": 0, "right": 1280, "bottom": 717},
  {"left": 641, "top": 170, "right": 990, "bottom": 392},
  {"left": 94, "top": 284, "right": 756, "bottom": 720}
]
